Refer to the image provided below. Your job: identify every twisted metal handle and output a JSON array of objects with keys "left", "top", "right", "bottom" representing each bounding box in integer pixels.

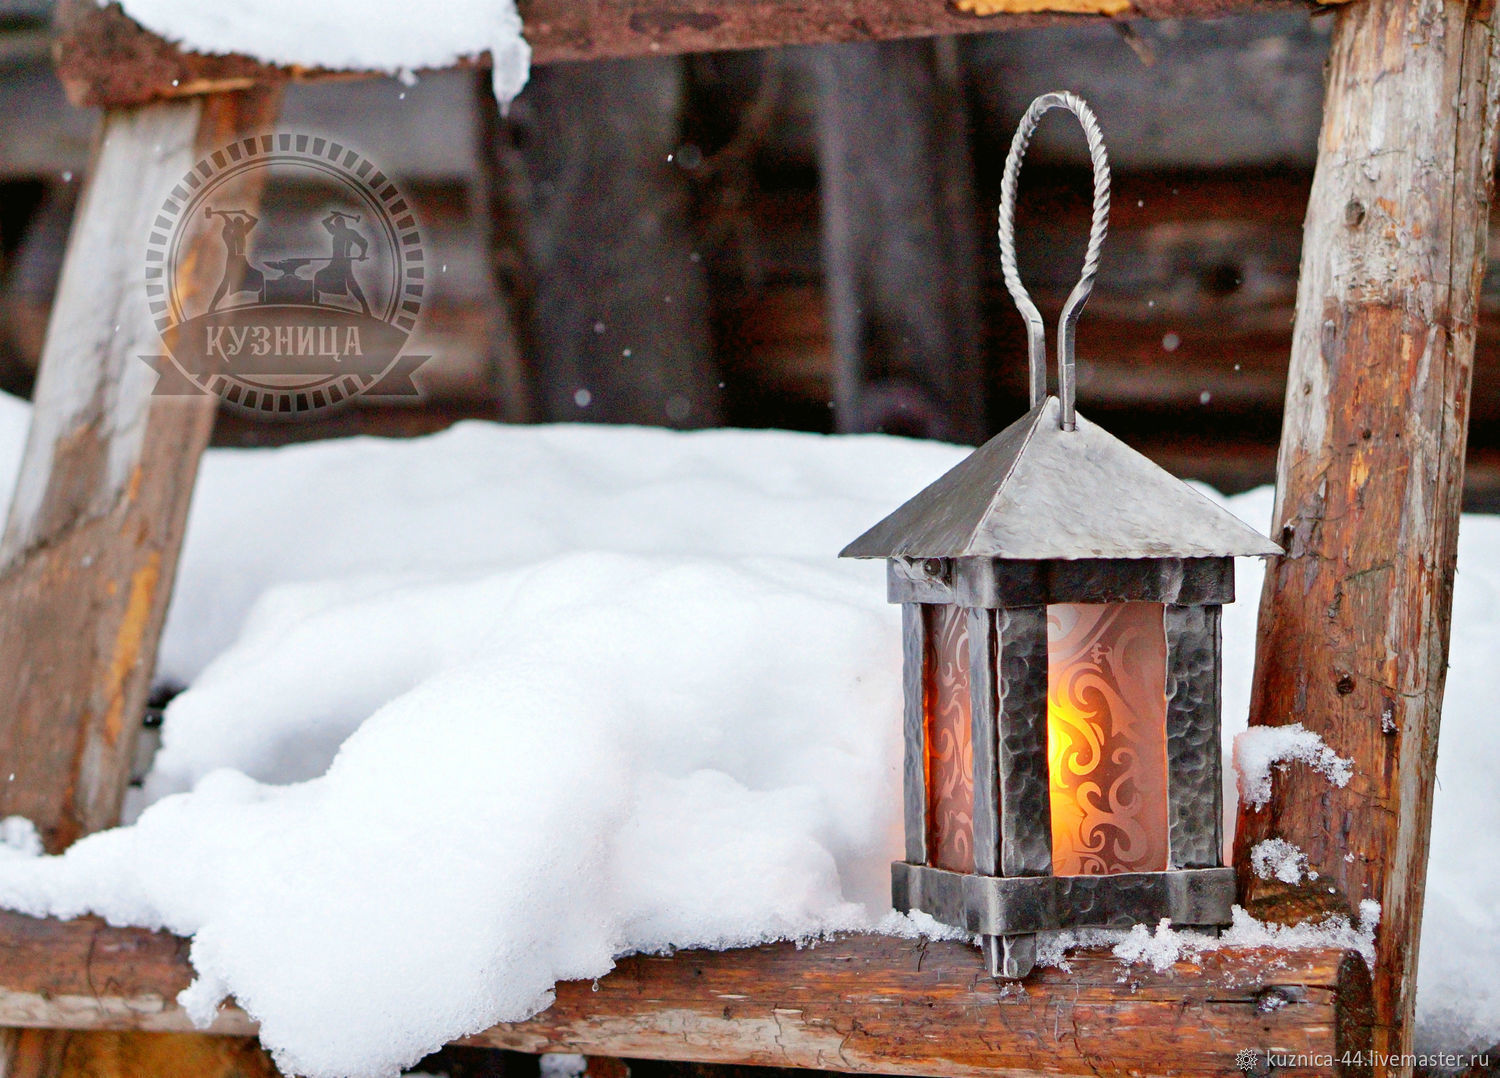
[{"left": 998, "top": 91, "right": 1111, "bottom": 432}]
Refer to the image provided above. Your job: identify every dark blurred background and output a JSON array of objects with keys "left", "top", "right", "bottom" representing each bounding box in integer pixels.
[{"left": 6, "top": 2, "right": 1496, "bottom": 504}]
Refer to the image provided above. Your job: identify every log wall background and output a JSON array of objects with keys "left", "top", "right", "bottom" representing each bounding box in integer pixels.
[
  {"left": 9, "top": 8, "right": 1493, "bottom": 508},
  {"left": 0, "top": 11, "right": 1370, "bottom": 495}
]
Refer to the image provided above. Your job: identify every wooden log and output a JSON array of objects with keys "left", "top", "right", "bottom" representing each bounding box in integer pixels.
[
  {"left": 0, "top": 1028, "right": 68, "bottom": 1078},
  {"left": 807, "top": 38, "right": 986, "bottom": 443},
  {"left": 0, "top": 89, "right": 279, "bottom": 852},
  {"left": 0, "top": 1027, "right": 278, "bottom": 1078},
  {"left": 25, "top": 155, "right": 1500, "bottom": 505},
  {"left": 52, "top": 0, "right": 1317, "bottom": 112},
  {"left": 485, "top": 56, "right": 722, "bottom": 427},
  {"left": 65, "top": 1034, "right": 279, "bottom": 1078},
  {"left": 0, "top": 89, "right": 282, "bottom": 1078},
  {"left": 1231, "top": 0, "right": 1500, "bottom": 1070},
  {"left": 0, "top": 910, "right": 1373, "bottom": 1077},
  {"left": 586, "top": 1056, "right": 632, "bottom": 1078}
]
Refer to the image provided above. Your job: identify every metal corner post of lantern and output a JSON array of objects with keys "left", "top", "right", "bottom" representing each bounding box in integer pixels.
[{"left": 840, "top": 92, "right": 1283, "bottom": 980}]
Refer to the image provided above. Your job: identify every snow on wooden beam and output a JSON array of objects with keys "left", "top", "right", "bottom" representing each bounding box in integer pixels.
[
  {"left": 0, "top": 910, "right": 1373, "bottom": 1076},
  {"left": 54, "top": 0, "right": 1321, "bottom": 111}
]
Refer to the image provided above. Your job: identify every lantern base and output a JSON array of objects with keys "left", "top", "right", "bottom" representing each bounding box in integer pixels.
[
  {"left": 891, "top": 861, "right": 1235, "bottom": 979},
  {"left": 981, "top": 932, "right": 1036, "bottom": 979}
]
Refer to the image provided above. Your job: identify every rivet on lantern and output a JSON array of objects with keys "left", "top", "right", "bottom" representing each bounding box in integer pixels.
[{"left": 840, "top": 92, "right": 1282, "bottom": 980}]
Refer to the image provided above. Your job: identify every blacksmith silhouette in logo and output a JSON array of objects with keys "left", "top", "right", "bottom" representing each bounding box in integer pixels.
[
  {"left": 205, "top": 207, "right": 263, "bottom": 312},
  {"left": 204, "top": 206, "right": 371, "bottom": 314},
  {"left": 313, "top": 211, "right": 371, "bottom": 316}
]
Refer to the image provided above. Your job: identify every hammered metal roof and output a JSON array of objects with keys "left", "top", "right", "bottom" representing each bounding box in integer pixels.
[{"left": 841, "top": 396, "right": 1282, "bottom": 560}]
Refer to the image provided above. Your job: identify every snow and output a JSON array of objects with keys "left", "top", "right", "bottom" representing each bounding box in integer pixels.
[
  {"left": 1233, "top": 722, "right": 1353, "bottom": 810},
  {"left": 0, "top": 415, "right": 965, "bottom": 1078},
  {"left": 0, "top": 399, "right": 1492, "bottom": 1070},
  {"left": 1036, "top": 902, "right": 1379, "bottom": 975},
  {"left": 112, "top": 0, "right": 531, "bottom": 105},
  {"left": 1122, "top": 902, "right": 1380, "bottom": 972},
  {"left": 538, "top": 1055, "right": 586, "bottom": 1078},
  {"left": 0, "top": 817, "right": 41, "bottom": 860},
  {"left": 1250, "top": 837, "right": 1317, "bottom": 885}
]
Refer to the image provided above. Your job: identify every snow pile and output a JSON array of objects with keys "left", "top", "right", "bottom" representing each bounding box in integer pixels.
[
  {"left": 1250, "top": 838, "right": 1317, "bottom": 885},
  {"left": 113, "top": 0, "right": 531, "bottom": 104},
  {"left": 0, "top": 402, "right": 1493, "bottom": 1067},
  {"left": 1233, "top": 722, "right": 1353, "bottom": 810},
  {"left": 150, "top": 421, "right": 961, "bottom": 693},
  {"left": 0, "top": 417, "right": 969, "bottom": 1078},
  {"left": 0, "top": 551, "right": 920, "bottom": 1077},
  {"left": 1120, "top": 901, "right": 1380, "bottom": 972},
  {"left": 0, "top": 817, "right": 41, "bottom": 860},
  {"left": 539, "top": 1056, "right": 586, "bottom": 1078},
  {"left": 1036, "top": 901, "right": 1379, "bottom": 975}
]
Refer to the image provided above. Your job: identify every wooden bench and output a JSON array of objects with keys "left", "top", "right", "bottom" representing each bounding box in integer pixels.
[
  {"left": 0, "top": 0, "right": 1493, "bottom": 1074},
  {"left": 0, "top": 910, "right": 1369, "bottom": 1075}
]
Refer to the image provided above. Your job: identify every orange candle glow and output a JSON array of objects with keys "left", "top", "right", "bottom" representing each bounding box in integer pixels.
[{"left": 1046, "top": 603, "right": 1169, "bottom": 876}]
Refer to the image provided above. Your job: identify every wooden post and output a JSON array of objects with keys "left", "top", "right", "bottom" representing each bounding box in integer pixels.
[
  {"left": 0, "top": 1032, "right": 279, "bottom": 1078},
  {"left": 0, "top": 89, "right": 278, "bottom": 849},
  {"left": 1233, "top": 0, "right": 1500, "bottom": 1068},
  {"left": 484, "top": 57, "right": 723, "bottom": 428},
  {"left": 0, "top": 912, "right": 1376, "bottom": 1077},
  {"left": 0, "top": 88, "right": 282, "bottom": 1078},
  {"left": 809, "top": 38, "right": 986, "bottom": 444}
]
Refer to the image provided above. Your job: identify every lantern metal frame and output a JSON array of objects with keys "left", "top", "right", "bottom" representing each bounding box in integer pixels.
[{"left": 841, "top": 93, "right": 1281, "bottom": 979}]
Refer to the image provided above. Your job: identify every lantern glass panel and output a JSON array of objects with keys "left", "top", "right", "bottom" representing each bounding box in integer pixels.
[
  {"left": 923, "top": 603, "right": 973, "bottom": 873},
  {"left": 1046, "top": 602, "right": 1169, "bottom": 876}
]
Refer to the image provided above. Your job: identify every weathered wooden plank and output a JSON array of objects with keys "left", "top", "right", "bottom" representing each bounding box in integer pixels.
[
  {"left": 66, "top": 1034, "right": 279, "bottom": 1078},
  {"left": 53, "top": 0, "right": 1316, "bottom": 111},
  {"left": 807, "top": 38, "right": 986, "bottom": 443},
  {"left": 0, "top": 90, "right": 280, "bottom": 853},
  {"left": 0, "top": 911, "right": 1372, "bottom": 1076},
  {"left": 0, "top": 88, "right": 283, "bottom": 1078},
  {"left": 0, "top": 1027, "right": 278, "bottom": 1078},
  {"left": 0, "top": 1028, "right": 69, "bottom": 1078},
  {"left": 1232, "top": 0, "right": 1500, "bottom": 1070}
]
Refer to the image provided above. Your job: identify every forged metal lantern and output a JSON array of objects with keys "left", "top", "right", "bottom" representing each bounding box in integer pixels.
[{"left": 840, "top": 92, "right": 1281, "bottom": 980}]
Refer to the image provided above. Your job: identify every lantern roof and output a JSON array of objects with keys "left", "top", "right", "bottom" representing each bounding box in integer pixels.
[{"left": 841, "top": 396, "right": 1282, "bottom": 561}]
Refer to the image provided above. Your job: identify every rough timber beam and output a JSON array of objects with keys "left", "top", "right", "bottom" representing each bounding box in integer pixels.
[
  {"left": 1233, "top": 0, "right": 1500, "bottom": 1069},
  {"left": 0, "top": 88, "right": 283, "bottom": 1078},
  {"left": 0, "top": 911, "right": 1373, "bottom": 1077},
  {"left": 54, "top": 0, "right": 1323, "bottom": 111}
]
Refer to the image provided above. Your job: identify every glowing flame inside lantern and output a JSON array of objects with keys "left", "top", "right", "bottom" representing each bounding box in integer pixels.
[{"left": 1046, "top": 603, "right": 1170, "bottom": 876}]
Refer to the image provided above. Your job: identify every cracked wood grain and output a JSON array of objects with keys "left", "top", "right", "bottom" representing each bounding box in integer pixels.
[
  {"left": 1233, "top": 0, "right": 1500, "bottom": 1070},
  {"left": 0, "top": 911, "right": 1374, "bottom": 1077},
  {"left": 0, "top": 89, "right": 282, "bottom": 1078},
  {"left": 52, "top": 0, "right": 1322, "bottom": 111},
  {"left": 0, "top": 88, "right": 279, "bottom": 852}
]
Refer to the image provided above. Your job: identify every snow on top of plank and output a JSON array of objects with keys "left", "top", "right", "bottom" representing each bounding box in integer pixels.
[
  {"left": 0, "top": 398, "right": 1492, "bottom": 1074},
  {"left": 109, "top": 0, "right": 532, "bottom": 102}
]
